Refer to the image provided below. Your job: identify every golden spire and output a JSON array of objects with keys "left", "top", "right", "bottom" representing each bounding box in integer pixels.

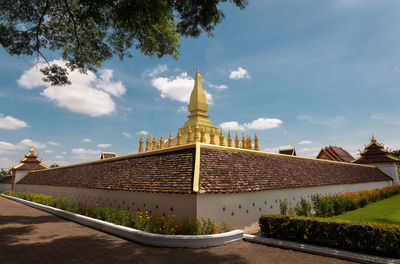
[
  {"left": 194, "top": 126, "right": 200, "bottom": 142},
  {"left": 187, "top": 127, "right": 193, "bottom": 143},
  {"left": 139, "top": 136, "right": 144, "bottom": 152},
  {"left": 160, "top": 133, "right": 165, "bottom": 149},
  {"left": 227, "top": 130, "right": 232, "bottom": 147},
  {"left": 200, "top": 127, "right": 206, "bottom": 143},
  {"left": 241, "top": 134, "right": 246, "bottom": 149},
  {"left": 254, "top": 133, "right": 259, "bottom": 151},
  {"left": 235, "top": 132, "right": 240, "bottom": 148},
  {"left": 182, "top": 65, "right": 213, "bottom": 129},
  {"left": 152, "top": 136, "right": 157, "bottom": 150},
  {"left": 371, "top": 133, "right": 377, "bottom": 143},
  {"left": 145, "top": 136, "right": 151, "bottom": 151},
  {"left": 210, "top": 129, "right": 215, "bottom": 145},
  {"left": 219, "top": 128, "right": 225, "bottom": 146},
  {"left": 177, "top": 129, "right": 182, "bottom": 146},
  {"left": 168, "top": 130, "right": 173, "bottom": 147},
  {"left": 30, "top": 146, "right": 34, "bottom": 153}
]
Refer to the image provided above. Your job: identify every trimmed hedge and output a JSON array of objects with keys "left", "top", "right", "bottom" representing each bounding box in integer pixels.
[
  {"left": 312, "top": 185, "right": 400, "bottom": 217},
  {"left": 259, "top": 215, "right": 400, "bottom": 258}
]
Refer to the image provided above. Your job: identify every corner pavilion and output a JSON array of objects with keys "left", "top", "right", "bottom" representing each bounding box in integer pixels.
[{"left": 8, "top": 66, "right": 397, "bottom": 231}]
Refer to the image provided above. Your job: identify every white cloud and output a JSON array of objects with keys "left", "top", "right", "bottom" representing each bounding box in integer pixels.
[
  {"left": 55, "top": 155, "right": 65, "bottom": 159},
  {"left": 61, "top": 151, "right": 67, "bottom": 155},
  {"left": 151, "top": 72, "right": 213, "bottom": 104},
  {"left": 147, "top": 64, "right": 168, "bottom": 77},
  {"left": 45, "top": 149, "right": 54, "bottom": 154},
  {"left": 95, "top": 69, "right": 126, "bottom": 97},
  {"left": 220, "top": 118, "right": 283, "bottom": 131},
  {"left": 97, "top": 143, "right": 111, "bottom": 148},
  {"left": 219, "top": 121, "right": 245, "bottom": 131},
  {"left": 0, "top": 114, "right": 28, "bottom": 130},
  {"left": 81, "top": 138, "right": 92, "bottom": 143},
  {"left": 136, "top": 130, "right": 149, "bottom": 136},
  {"left": 208, "top": 83, "right": 228, "bottom": 89},
  {"left": 17, "top": 59, "right": 125, "bottom": 117},
  {"left": 244, "top": 118, "right": 282, "bottom": 130},
  {"left": 122, "top": 132, "right": 131, "bottom": 138},
  {"left": 48, "top": 141, "right": 60, "bottom": 146},
  {"left": 71, "top": 148, "right": 101, "bottom": 160},
  {"left": 177, "top": 106, "right": 186, "bottom": 113},
  {"left": 229, "top": 67, "right": 250, "bottom": 80},
  {"left": 370, "top": 114, "right": 400, "bottom": 126},
  {"left": 297, "top": 147, "right": 320, "bottom": 158},
  {"left": 0, "top": 157, "right": 14, "bottom": 169},
  {"left": 0, "top": 139, "right": 46, "bottom": 155},
  {"left": 299, "top": 140, "right": 312, "bottom": 145}
]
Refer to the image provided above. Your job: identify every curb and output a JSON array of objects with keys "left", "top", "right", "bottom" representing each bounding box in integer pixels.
[
  {"left": 1, "top": 194, "right": 243, "bottom": 248},
  {"left": 243, "top": 234, "right": 400, "bottom": 264}
]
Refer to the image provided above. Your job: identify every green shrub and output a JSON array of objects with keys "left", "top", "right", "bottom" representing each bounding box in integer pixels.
[
  {"left": 279, "top": 198, "right": 288, "bottom": 215},
  {"left": 3, "top": 191, "right": 218, "bottom": 235},
  {"left": 313, "top": 185, "right": 400, "bottom": 217},
  {"left": 294, "top": 197, "right": 312, "bottom": 216},
  {"left": 259, "top": 215, "right": 400, "bottom": 258}
]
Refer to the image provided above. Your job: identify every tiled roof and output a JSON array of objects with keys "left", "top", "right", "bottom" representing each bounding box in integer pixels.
[
  {"left": 12, "top": 148, "right": 48, "bottom": 171},
  {"left": 199, "top": 147, "right": 391, "bottom": 193},
  {"left": 316, "top": 146, "right": 354, "bottom": 162},
  {"left": 353, "top": 137, "right": 399, "bottom": 164},
  {"left": 18, "top": 148, "right": 195, "bottom": 193},
  {"left": 0, "top": 176, "right": 12, "bottom": 184},
  {"left": 100, "top": 152, "right": 117, "bottom": 159},
  {"left": 279, "top": 148, "right": 296, "bottom": 156},
  {"left": 17, "top": 145, "right": 392, "bottom": 194}
]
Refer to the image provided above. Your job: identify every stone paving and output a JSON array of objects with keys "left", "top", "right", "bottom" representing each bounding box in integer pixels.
[{"left": 0, "top": 196, "right": 355, "bottom": 264}]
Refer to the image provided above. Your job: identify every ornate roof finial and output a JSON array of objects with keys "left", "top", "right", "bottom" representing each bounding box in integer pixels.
[
  {"left": 254, "top": 133, "right": 259, "bottom": 151},
  {"left": 139, "top": 136, "right": 144, "bottom": 152},
  {"left": 371, "top": 133, "right": 377, "bottom": 143},
  {"left": 227, "top": 130, "right": 232, "bottom": 147},
  {"left": 235, "top": 132, "right": 240, "bottom": 148},
  {"left": 30, "top": 146, "right": 34, "bottom": 153}
]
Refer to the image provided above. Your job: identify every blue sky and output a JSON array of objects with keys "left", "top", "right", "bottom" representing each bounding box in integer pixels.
[{"left": 1, "top": 0, "right": 400, "bottom": 169}]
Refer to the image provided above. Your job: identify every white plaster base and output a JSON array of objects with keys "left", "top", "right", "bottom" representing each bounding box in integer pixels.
[{"left": 0, "top": 183, "right": 11, "bottom": 192}]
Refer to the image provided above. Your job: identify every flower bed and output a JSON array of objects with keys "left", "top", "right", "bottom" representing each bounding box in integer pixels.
[
  {"left": 3, "top": 190, "right": 218, "bottom": 235},
  {"left": 311, "top": 185, "right": 400, "bottom": 217},
  {"left": 259, "top": 215, "right": 400, "bottom": 258}
]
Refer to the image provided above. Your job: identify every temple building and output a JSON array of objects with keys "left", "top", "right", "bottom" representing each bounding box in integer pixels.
[
  {"left": 5, "top": 66, "right": 397, "bottom": 232},
  {"left": 352, "top": 135, "right": 400, "bottom": 184},
  {"left": 316, "top": 146, "right": 354, "bottom": 162},
  {"left": 279, "top": 148, "right": 296, "bottom": 156}
]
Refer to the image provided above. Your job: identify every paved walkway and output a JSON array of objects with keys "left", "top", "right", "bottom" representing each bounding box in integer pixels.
[{"left": 0, "top": 196, "right": 355, "bottom": 264}]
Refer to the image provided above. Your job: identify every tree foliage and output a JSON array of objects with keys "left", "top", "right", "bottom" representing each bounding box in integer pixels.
[
  {"left": 391, "top": 150, "right": 400, "bottom": 157},
  {"left": 0, "top": 169, "right": 11, "bottom": 179},
  {"left": 0, "top": 0, "right": 247, "bottom": 85},
  {"left": 49, "top": 163, "right": 60, "bottom": 168}
]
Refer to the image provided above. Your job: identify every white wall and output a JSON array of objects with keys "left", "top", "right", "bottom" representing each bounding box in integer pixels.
[
  {"left": 373, "top": 163, "right": 399, "bottom": 184},
  {"left": 15, "top": 171, "right": 29, "bottom": 184},
  {"left": 15, "top": 184, "right": 196, "bottom": 222},
  {"left": 0, "top": 183, "right": 11, "bottom": 192},
  {"left": 196, "top": 181, "right": 392, "bottom": 233}
]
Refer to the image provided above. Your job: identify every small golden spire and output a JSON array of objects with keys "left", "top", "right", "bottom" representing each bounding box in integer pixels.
[
  {"left": 241, "top": 134, "right": 246, "bottom": 149},
  {"left": 30, "top": 146, "right": 35, "bottom": 153},
  {"left": 168, "top": 130, "right": 173, "bottom": 147},
  {"left": 200, "top": 127, "right": 206, "bottom": 143},
  {"left": 219, "top": 128, "right": 225, "bottom": 146},
  {"left": 187, "top": 127, "right": 193, "bottom": 143},
  {"left": 160, "top": 133, "right": 165, "bottom": 149},
  {"left": 194, "top": 126, "right": 200, "bottom": 142},
  {"left": 254, "top": 133, "right": 259, "bottom": 151},
  {"left": 371, "top": 133, "right": 377, "bottom": 143},
  {"left": 247, "top": 134, "right": 252, "bottom": 149},
  {"left": 210, "top": 129, "right": 215, "bottom": 145},
  {"left": 235, "top": 132, "right": 240, "bottom": 148},
  {"left": 152, "top": 135, "right": 157, "bottom": 150},
  {"left": 139, "top": 136, "right": 144, "bottom": 152},
  {"left": 177, "top": 129, "right": 182, "bottom": 146},
  {"left": 145, "top": 136, "right": 151, "bottom": 151},
  {"left": 227, "top": 130, "right": 232, "bottom": 147}
]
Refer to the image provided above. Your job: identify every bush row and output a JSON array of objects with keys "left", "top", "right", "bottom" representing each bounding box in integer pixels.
[
  {"left": 312, "top": 185, "right": 400, "bottom": 217},
  {"left": 3, "top": 191, "right": 218, "bottom": 235},
  {"left": 259, "top": 215, "right": 400, "bottom": 258}
]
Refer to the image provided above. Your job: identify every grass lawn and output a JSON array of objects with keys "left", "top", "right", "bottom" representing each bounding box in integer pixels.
[{"left": 331, "top": 194, "right": 400, "bottom": 225}]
